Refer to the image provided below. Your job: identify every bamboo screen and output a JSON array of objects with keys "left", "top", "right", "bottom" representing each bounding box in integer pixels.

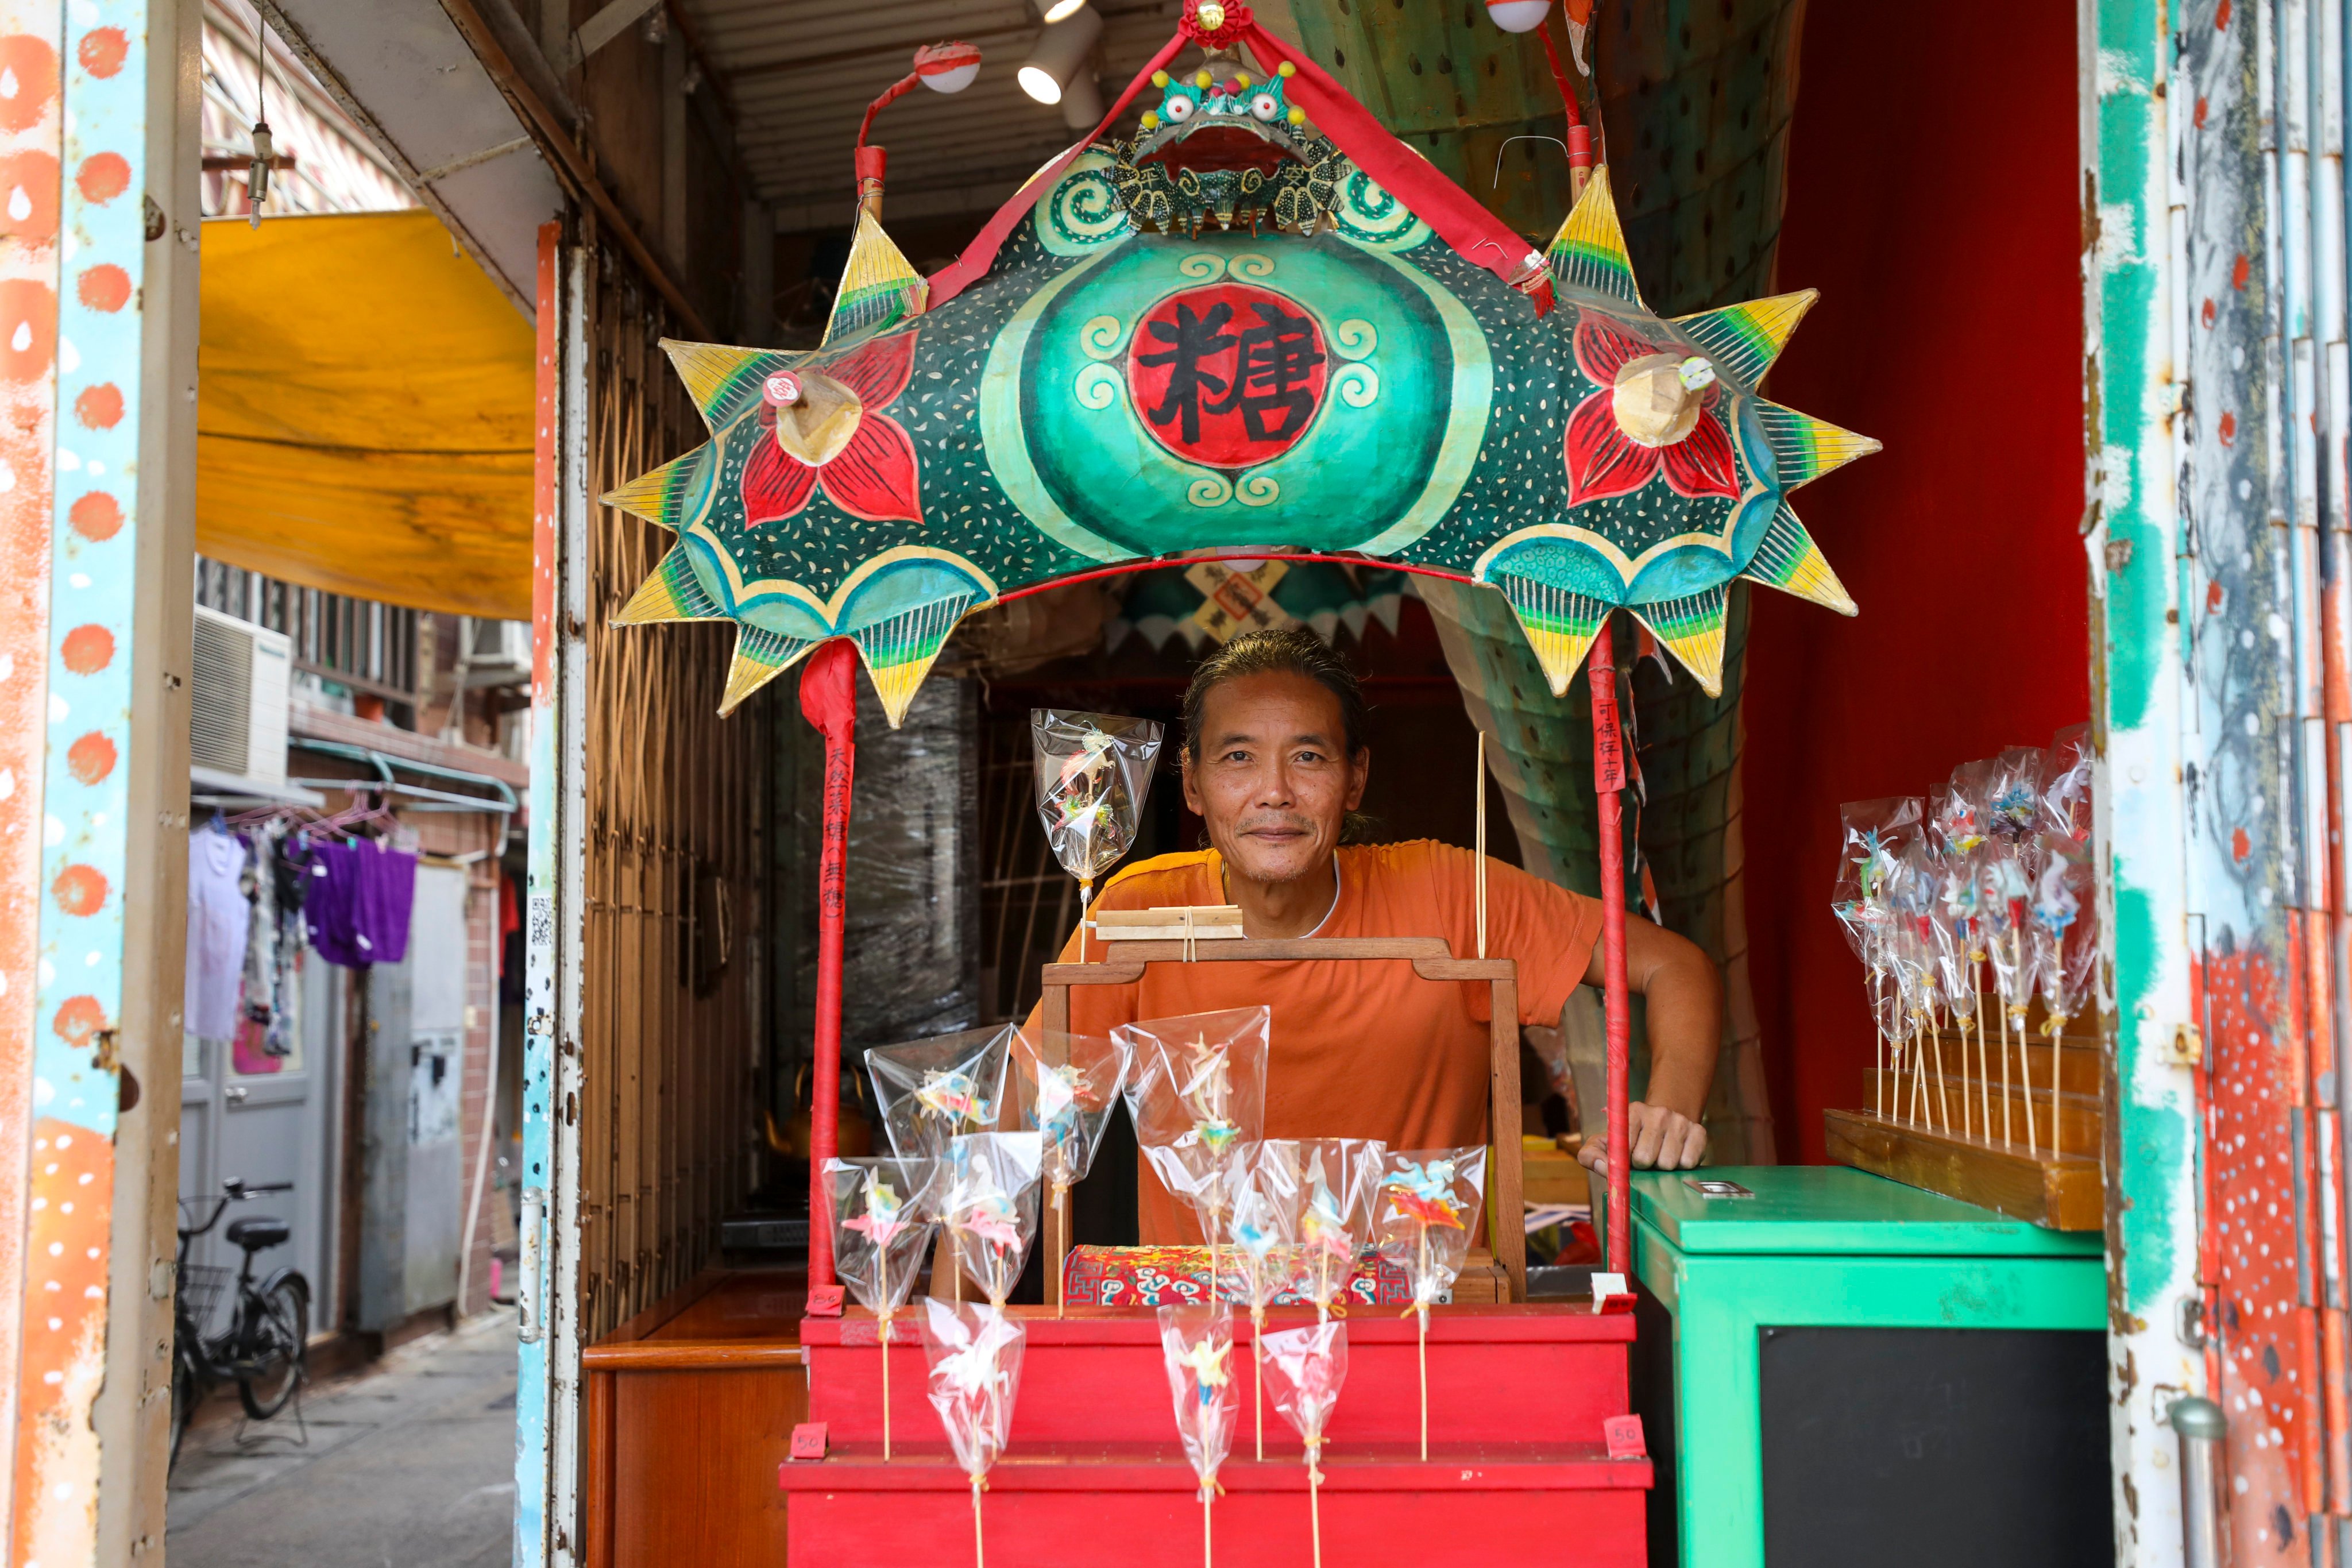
[{"left": 576, "top": 246, "right": 768, "bottom": 1342}]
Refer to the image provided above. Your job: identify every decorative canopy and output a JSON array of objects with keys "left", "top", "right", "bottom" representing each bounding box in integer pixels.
[{"left": 604, "top": 14, "right": 1875, "bottom": 721}]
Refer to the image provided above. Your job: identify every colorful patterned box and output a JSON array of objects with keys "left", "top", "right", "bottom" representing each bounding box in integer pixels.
[{"left": 1060, "top": 1245, "right": 1413, "bottom": 1308}]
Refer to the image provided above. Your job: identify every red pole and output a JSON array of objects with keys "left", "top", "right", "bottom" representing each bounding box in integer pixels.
[
  {"left": 1588, "top": 618, "right": 1633, "bottom": 1275},
  {"left": 800, "top": 640, "right": 859, "bottom": 1291}
]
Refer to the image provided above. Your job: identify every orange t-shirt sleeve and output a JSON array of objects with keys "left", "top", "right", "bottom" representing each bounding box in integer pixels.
[{"left": 1481, "top": 856, "right": 1603, "bottom": 1028}]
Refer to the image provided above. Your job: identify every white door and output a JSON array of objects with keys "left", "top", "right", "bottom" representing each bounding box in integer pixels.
[{"left": 403, "top": 864, "right": 468, "bottom": 1312}]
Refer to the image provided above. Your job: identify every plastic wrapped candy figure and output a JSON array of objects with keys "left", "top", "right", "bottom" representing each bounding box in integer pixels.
[
  {"left": 1118, "top": 1007, "right": 1269, "bottom": 1285},
  {"left": 1262, "top": 1318, "right": 1350, "bottom": 1568},
  {"left": 1975, "top": 772, "right": 2049, "bottom": 1157},
  {"left": 940, "top": 1132, "right": 1045, "bottom": 1307},
  {"left": 1010, "top": 1029, "right": 1131, "bottom": 1313},
  {"left": 1256, "top": 1138, "right": 1386, "bottom": 1322},
  {"left": 1033, "top": 710, "right": 1163, "bottom": 960},
  {"left": 1886, "top": 841, "right": 1952, "bottom": 1131},
  {"left": 2029, "top": 829, "right": 2099, "bottom": 1158},
  {"left": 2040, "top": 725, "right": 2093, "bottom": 844},
  {"left": 1158, "top": 1303, "right": 1239, "bottom": 1567},
  {"left": 824, "top": 1156, "right": 944, "bottom": 1459},
  {"left": 1372, "top": 1147, "right": 1487, "bottom": 1461},
  {"left": 867, "top": 1024, "right": 1015, "bottom": 1164},
  {"left": 1930, "top": 855, "right": 1991, "bottom": 1142},
  {"left": 1225, "top": 1154, "right": 1307, "bottom": 1459},
  {"left": 1833, "top": 798, "right": 1921, "bottom": 1121},
  {"left": 921, "top": 1298, "right": 1027, "bottom": 1568}
]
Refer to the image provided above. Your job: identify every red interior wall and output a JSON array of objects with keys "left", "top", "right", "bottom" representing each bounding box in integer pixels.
[{"left": 1741, "top": 2, "right": 2090, "bottom": 1162}]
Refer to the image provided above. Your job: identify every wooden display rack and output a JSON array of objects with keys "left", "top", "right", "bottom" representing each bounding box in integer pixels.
[
  {"left": 1824, "top": 1014, "right": 2104, "bottom": 1231},
  {"left": 781, "top": 936, "right": 1655, "bottom": 1565},
  {"left": 1036, "top": 933, "right": 1530, "bottom": 1300}
]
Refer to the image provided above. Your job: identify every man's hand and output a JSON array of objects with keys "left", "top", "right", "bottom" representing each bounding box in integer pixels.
[{"left": 1576, "top": 1101, "right": 1708, "bottom": 1173}]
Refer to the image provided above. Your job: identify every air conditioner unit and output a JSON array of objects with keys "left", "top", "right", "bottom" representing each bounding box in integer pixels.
[
  {"left": 190, "top": 604, "right": 291, "bottom": 787},
  {"left": 461, "top": 617, "right": 532, "bottom": 688}
]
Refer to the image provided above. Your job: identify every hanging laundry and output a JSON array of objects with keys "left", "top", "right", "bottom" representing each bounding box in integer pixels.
[
  {"left": 238, "top": 824, "right": 276, "bottom": 1029},
  {"left": 499, "top": 870, "right": 523, "bottom": 1006},
  {"left": 265, "top": 828, "right": 309, "bottom": 1059},
  {"left": 305, "top": 837, "right": 419, "bottom": 968},
  {"left": 184, "top": 820, "right": 252, "bottom": 1040}
]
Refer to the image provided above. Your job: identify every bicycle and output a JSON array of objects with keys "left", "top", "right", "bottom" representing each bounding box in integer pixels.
[{"left": 169, "top": 1178, "right": 310, "bottom": 1467}]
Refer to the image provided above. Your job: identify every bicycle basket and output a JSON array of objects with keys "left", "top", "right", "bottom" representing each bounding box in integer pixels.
[{"left": 175, "top": 1263, "right": 233, "bottom": 1337}]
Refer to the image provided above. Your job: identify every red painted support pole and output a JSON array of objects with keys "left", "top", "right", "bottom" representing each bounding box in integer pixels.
[
  {"left": 801, "top": 641, "right": 860, "bottom": 1291},
  {"left": 1588, "top": 619, "right": 1632, "bottom": 1276}
]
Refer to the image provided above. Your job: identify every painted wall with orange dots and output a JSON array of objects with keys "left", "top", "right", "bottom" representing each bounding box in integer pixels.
[{"left": 0, "top": 0, "right": 159, "bottom": 1561}]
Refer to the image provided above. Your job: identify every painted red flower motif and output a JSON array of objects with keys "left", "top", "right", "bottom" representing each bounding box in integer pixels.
[
  {"left": 741, "top": 330, "right": 922, "bottom": 526},
  {"left": 1564, "top": 310, "right": 1739, "bottom": 506}
]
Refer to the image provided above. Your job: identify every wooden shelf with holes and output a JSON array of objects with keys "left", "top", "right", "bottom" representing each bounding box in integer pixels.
[{"left": 1824, "top": 1002, "right": 2104, "bottom": 1231}]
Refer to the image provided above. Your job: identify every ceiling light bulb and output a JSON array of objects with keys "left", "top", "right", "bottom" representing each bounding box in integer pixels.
[
  {"left": 1017, "top": 5, "right": 1103, "bottom": 106},
  {"left": 1041, "top": 0, "right": 1089, "bottom": 22},
  {"left": 1485, "top": 0, "right": 1554, "bottom": 32},
  {"left": 915, "top": 40, "right": 982, "bottom": 94}
]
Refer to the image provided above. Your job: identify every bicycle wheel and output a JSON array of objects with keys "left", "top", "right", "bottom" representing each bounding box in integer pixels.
[
  {"left": 236, "top": 1276, "right": 307, "bottom": 1419},
  {"left": 168, "top": 1353, "right": 197, "bottom": 1469}
]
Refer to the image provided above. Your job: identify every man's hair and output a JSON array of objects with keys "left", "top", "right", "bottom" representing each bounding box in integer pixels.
[{"left": 1181, "top": 627, "right": 1369, "bottom": 761}]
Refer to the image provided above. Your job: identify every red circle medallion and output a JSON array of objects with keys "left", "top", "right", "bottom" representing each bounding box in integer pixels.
[{"left": 1125, "top": 281, "right": 1328, "bottom": 470}]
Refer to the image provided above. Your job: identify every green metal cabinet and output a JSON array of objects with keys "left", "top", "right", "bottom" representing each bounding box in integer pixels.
[{"left": 1595, "top": 1166, "right": 2108, "bottom": 1567}]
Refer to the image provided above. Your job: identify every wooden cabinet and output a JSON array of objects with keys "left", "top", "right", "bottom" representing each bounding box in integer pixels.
[{"left": 582, "top": 1269, "right": 808, "bottom": 1568}]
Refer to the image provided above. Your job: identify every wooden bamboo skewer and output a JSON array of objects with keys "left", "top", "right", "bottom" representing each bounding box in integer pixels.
[
  {"left": 1994, "top": 969, "right": 2014, "bottom": 1145},
  {"left": 1972, "top": 949, "right": 1993, "bottom": 1141},
  {"left": 1476, "top": 732, "right": 1488, "bottom": 959},
  {"left": 1871, "top": 970, "right": 1890, "bottom": 1119},
  {"left": 2047, "top": 1016, "right": 2066, "bottom": 1158},
  {"left": 1924, "top": 1006, "right": 1949, "bottom": 1133},
  {"left": 2012, "top": 929, "right": 2037, "bottom": 1156}
]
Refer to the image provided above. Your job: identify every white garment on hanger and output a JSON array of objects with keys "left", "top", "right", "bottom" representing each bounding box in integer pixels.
[{"left": 184, "top": 826, "right": 251, "bottom": 1041}]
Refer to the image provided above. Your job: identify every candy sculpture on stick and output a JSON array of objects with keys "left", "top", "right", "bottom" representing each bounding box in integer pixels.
[
  {"left": 1226, "top": 1157, "right": 1304, "bottom": 1459},
  {"left": 2040, "top": 724, "right": 2094, "bottom": 844},
  {"left": 1118, "top": 1008, "right": 1270, "bottom": 1291},
  {"left": 1011, "top": 1029, "right": 1131, "bottom": 1313},
  {"left": 1373, "top": 1148, "right": 1487, "bottom": 1461},
  {"left": 1263, "top": 1319, "right": 1350, "bottom": 1568},
  {"left": 1032, "top": 710, "right": 1162, "bottom": 961},
  {"left": 922, "top": 1299, "right": 1027, "bottom": 1568},
  {"left": 2030, "top": 830, "right": 2099, "bottom": 1157},
  {"left": 1982, "top": 748, "right": 2049, "bottom": 1154},
  {"left": 868, "top": 1025, "right": 1014, "bottom": 1163},
  {"left": 1261, "top": 1138, "right": 1386, "bottom": 1321},
  {"left": 940, "top": 1132, "right": 1045, "bottom": 1308},
  {"left": 1888, "top": 843, "right": 1949, "bottom": 1131},
  {"left": 1159, "top": 1303, "right": 1239, "bottom": 1568},
  {"left": 825, "top": 1156, "right": 943, "bottom": 1459},
  {"left": 1833, "top": 799, "right": 1921, "bottom": 1121}
]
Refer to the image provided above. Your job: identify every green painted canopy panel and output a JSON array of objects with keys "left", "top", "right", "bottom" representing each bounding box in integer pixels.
[{"left": 602, "top": 30, "right": 1881, "bottom": 724}]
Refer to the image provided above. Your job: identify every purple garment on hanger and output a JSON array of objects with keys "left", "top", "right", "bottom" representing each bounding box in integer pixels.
[{"left": 304, "top": 839, "right": 418, "bottom": 968}]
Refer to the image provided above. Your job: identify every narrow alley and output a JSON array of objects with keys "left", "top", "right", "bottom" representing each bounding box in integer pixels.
[{"left": 165, "top": 1312, "right": 517, "bottom": 1568}]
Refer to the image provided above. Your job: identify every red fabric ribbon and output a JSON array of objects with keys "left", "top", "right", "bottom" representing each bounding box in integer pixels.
[
  {"left": 925, "top": 32, "right": 1191, "bottom": 308},
  {"left": 1240, "top": 22, "right": 1548, "bottom": 306}
]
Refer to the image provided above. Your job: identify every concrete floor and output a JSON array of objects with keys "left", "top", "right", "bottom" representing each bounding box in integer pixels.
[{"left": 167, "top": 1309, "right": 518, "bottom": 1568}]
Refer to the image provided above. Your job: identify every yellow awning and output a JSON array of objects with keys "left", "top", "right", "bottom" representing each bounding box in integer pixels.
[{"left": 198, "top": 209, "right": 534, "bottom": 620}]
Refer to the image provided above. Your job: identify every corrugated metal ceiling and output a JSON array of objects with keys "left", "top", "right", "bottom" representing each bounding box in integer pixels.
[{"left": 684, "top": 0, "right": 1185, "bottom": 232}]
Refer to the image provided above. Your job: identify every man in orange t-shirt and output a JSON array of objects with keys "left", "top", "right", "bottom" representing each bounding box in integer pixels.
[{"left": 1046, "top": 628, "right": 1722, "bottom": 1245}]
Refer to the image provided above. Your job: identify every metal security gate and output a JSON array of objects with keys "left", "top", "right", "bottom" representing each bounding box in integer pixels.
[{"left": 515, "top": 219, "right": 768, "bottom": 1567}]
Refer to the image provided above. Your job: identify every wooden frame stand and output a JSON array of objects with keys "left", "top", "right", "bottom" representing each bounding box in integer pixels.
[{"left": 1037, "top": 934, "right": 1528, "bottom": 1302}]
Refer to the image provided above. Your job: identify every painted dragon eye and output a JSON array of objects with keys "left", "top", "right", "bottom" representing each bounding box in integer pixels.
[
  {"left": 1163, "top": 93, "right": 1195, "bottom": 121},
  {"left": 1250, "top": 91, "right": 1280, "bottom": 121}
]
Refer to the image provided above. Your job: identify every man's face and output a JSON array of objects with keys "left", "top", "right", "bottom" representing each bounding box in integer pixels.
[{"left": 1181, "top": 670, "right": 1369, "bottom": 887}]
